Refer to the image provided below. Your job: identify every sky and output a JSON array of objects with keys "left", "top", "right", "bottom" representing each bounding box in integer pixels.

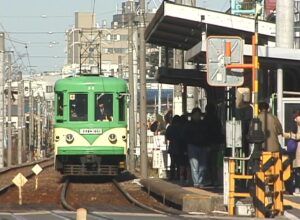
[{"left": 0, "top": 0, "right": 229, "bottom": 74}]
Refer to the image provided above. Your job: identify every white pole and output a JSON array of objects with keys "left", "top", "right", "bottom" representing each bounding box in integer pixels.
[
  {"left": 0, "top": 33, "right": 4, "bottom": 168},
  {"left": 276, "top": 0, "right": 294, "bottom": 136}
]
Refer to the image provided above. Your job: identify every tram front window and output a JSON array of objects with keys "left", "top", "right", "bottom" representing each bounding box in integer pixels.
[
  {"left": 57, "top": 92, "right": 64, "bottom": 116},
  {"left": 119, "top": 94, "right": 126, "bottom": 121},
  {"left": 69, "top": 93, "right": 88, "bottom": 121},
  {"left": 95, "top": 93, "right": 113, "bottom": 121}
]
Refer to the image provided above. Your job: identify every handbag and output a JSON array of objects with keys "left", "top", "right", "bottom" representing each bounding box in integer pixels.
[{"left": 287, "top": 139, "right": 298, "bottom": 154}]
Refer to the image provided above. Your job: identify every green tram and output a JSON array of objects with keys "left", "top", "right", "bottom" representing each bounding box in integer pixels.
[{"left": 54, "top": 75, "right": 128, "bottom": 176}]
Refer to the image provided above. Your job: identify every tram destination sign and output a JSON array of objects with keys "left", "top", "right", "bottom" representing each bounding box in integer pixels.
[
  {"left": 80, "top": 128, "right": 102, "bottom": 135},
  {"left": 206, "top": 36, "right": 244, "bottom": 86}
]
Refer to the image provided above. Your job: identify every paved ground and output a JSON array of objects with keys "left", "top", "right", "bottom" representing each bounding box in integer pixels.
[{"left": 284, "top": 195, "right": 300, "bottom": 218}]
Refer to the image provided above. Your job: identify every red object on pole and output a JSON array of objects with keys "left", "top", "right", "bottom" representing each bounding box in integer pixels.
[{"left": 225, "top": 41, "right": 232, "bottom": 57}]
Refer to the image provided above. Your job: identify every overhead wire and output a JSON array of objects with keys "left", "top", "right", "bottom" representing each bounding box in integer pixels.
[
  {"left": 25, "top": 43, "right": 33, "bottom": 76},
  {"left": 0, "top": 22, "right": 28, "bottom": 73}
]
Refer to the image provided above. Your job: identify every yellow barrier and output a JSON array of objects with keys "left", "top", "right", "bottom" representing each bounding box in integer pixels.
[
  {"left": 228, "top": 152, "right": 286, "bottom": 218},
  {"left": 253, "top": 152, "right": 284, "bottom": 218}
]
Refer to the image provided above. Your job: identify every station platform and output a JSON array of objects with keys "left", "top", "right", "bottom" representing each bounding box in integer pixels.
[
  {"left": 140, "top": 178, "right": 300, "bottom": 219},
  {"left": 140, "top": 178, "right": 224, "bottom": 213}
]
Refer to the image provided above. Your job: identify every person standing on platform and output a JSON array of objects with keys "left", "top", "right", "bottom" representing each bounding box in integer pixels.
[
  {"left": 203, "top": 103, "right": 224, "bottom": 186},
  {"left": 284, "top": 110, "right": 300, "bottom": 196},
  {"left": 257, "top": 101, "right": 283, "bottom": 152},
  {"left": 184, "top": 107, "right": 209, "bottom": 188},
  {"left": 166, "top": 115, "right": 181, "bottom": 181}
]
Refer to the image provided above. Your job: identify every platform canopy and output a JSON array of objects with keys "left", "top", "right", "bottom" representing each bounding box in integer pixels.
[
  {"left": 145, "top": 1, "right": 300, "bottom": 68},
  {"left": 145, "top": 1, "right": 275, "bottom": 51}
]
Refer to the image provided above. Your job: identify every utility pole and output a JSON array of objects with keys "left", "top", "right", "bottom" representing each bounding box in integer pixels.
[
  {"left": 158, "top": 47, "right": 162, "bottom": 114},
  {"left": 276, "top": 0, "right": 294, "bottom": 127},
  {"left": 118, "top": 55, "right": 122, "bottom": 78},
  {"left": 128, "top": 0, "right": 136, "bottom": 172},
  {"left": 139, "top": 0, "right": 148, "bottom": 178},
  {"left": 173, "top": 0, "right": 185, "bottom": 115},
  {"left": 183, "top": 0, "right": 196, "bottom": 113},
  {"left": 17, "top": 76, "right": 23, "bottom": 164},
  {"left": 7, "top": 52, "right": 12, "bottom": 166},
  {"left": 0, "top": 32, "right": 4, "bottom": 168},
  {"left": 37, "top": 95, "right": 41, "bottom": 159},
  {"left": 22, "top": 82, "right": 26, "bottom": 160},
  {"left": 28, "top": 80, "right": 33, "bottom": 161}
]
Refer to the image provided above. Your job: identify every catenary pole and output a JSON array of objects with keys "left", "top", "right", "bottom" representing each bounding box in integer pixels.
[
  {"left": 37, "top": 95, "right": 41, "bottom": 159},
  {"left": 0, "top": 33, "right": 4, "bottom": 168},
  {"left": 173, "top": 0, "right": 183, "bottom": 115},
  {"left": 21, "top": 81, "right": 25, "bottom": 159},
  {"left": 28, "top": 80, "right": 33, "bottom": 161},
  {"left": 128, "top": 0, "right": 136, "bottom": 172},
  {"left": 17, "top": 76, "right": 23, "bottom": 164},
  {"left": 276, "top": 0, "right": 294, "bottom": 127},
  {"left": 7, "top": 52, "right": 12, "bottom": 166},
  {"left": 139, "top": 0, "right": 148, "bottom": 178}
]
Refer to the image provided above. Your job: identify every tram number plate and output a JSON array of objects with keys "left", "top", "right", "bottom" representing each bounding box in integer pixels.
[{"left": 80, "top": 128, "right": 102, "bottom": 134}]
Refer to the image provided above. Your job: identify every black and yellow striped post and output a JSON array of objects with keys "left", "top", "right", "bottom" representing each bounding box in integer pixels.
[
  {"left": 273, "top": 152, "right": 284, "bottom": 215},
  {"left": 253, "top": 152, "right": 284, "bottom": 218},
  {"left": 282, "top": 155, "right": 291, "bottom": 182},
  {"left": 255, "top": 171, "right": 266, "bottom": 218}
]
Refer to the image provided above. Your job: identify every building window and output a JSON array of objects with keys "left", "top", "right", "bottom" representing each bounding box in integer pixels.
[
  {"left": 114, "top": 48, "right": 128, "bottom": 54},
  {"left": 46, "top": 85, "right": 53, "bottom": 93},
  {"left": 120, "top": 35, "right": 128, "bottom": 41},
  {"left": 111, "top": 34, "right": 120, "bottom": 41}
]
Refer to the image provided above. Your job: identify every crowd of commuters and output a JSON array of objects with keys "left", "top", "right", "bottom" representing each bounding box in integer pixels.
[
  {"left": 165, "top": 103, "right": 224, "bottom": 188},
  {"left": 150, "top": 100, "right": 300, "bottom": 195}
]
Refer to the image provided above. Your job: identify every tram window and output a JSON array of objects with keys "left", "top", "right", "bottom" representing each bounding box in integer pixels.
[
  {"left": 57, "top": 93, "right": 64, "bottom": 117},
  {"left": 69, "top": 93, "right": 88, "bottom": 121},
  {"left": 95, "top": 93, "right": 113, "bottom": 121},
  {"left": 119, "top": 94, "right": 126, "bottom": 121}
]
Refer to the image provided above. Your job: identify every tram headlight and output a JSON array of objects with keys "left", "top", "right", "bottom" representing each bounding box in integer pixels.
[
  {"left": 65, "top": 134, "right": 74, "bottom": 144},
  {"left": 108, "top": 133, "right": 117, "bottom": 143},
  {"left": 55, "top": 135, "right": 60, "bottom": 142}
]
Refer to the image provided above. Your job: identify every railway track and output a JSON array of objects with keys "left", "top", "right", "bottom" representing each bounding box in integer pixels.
[
  {"left": 0, "top": 158, "right": 62, "bottom": 211},
  {"left": 0, "top": 158, "right": 54, "bottom": 191},
  {"left": 0, "top": 161, "right": 183, "bottom": 218},
  {"left": 60, "top": 175, "right": 167, "bottom": 219}
]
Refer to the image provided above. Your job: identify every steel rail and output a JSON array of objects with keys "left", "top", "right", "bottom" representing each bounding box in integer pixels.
[
  {"left": 60, "top": 177, "right": 112, "bottom": 220},
  {"left": 0, "top": 160, "right": 54, "bottom": 194},
  {"left": 0, "top": 157, "right": 53, "bottom": 174}
]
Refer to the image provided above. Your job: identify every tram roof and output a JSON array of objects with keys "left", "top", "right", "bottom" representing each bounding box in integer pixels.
[
  {"left": 54, "top": 76, "right": 127, "bottom": 92},
  {"left": 145, "top": 1, "right": 300, "bottom": 67}
]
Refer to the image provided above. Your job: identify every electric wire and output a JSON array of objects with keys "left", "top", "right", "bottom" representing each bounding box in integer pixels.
[
  {"left": 25, "top": 43, "right": 33, "bottom": 75},
  {"left": 0, "top": 22, "right": 28, "bottom": 73}
]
